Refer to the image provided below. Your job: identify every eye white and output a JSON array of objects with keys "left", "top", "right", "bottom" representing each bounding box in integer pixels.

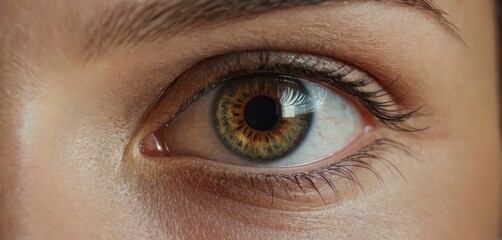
[{"left": 256, "top": 81, "right": 363, "bottom": 167}]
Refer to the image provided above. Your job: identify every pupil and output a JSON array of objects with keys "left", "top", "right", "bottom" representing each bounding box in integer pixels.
[{"left": 243, "top": 96, "right": 280, "bottom": 131}]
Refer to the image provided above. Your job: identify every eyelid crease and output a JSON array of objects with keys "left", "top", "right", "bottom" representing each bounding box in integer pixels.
[{"left": 153, "top": 51, "right": 424, "bottom": 132}]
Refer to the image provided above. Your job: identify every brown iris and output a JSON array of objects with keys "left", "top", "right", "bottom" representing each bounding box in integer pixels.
[{"left": 214, "top": 74, "right": 313, "bottom": 161}]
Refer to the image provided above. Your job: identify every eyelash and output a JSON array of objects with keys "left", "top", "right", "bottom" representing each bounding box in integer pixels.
[
  {"left": 204, "top": 138, "right": 409, "bottom": 204},
  {"left": 159, "top": 51, "right": 421, "bottom": 132},
  {"left": 152, "top": 51, "right": 422, "bottom": 206}
]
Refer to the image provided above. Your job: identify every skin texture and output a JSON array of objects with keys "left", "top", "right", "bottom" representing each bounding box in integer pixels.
[{"left": 0, "top": 0, "right": 500, "bottom": 239}]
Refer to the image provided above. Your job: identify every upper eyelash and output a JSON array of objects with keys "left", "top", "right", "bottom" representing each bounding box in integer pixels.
[
  {"left": 259, "top": 58, "right": 424, "bottom": 132},
  {"left": 160, "top": 51, "right": 423, "bottom": 132}
]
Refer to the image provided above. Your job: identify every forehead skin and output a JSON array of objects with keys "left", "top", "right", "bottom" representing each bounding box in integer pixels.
[{"left": 0, "top": 0, "right": 500, "bottom": 239}]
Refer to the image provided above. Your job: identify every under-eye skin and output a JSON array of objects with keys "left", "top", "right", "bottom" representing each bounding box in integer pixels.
[{"left": 137, "top": 51, "right": 422, "bottom": 209}]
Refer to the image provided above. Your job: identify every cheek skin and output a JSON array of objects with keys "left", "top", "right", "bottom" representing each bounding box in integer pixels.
[
  {"left": 122, "top": 155, "right": 408, "bottom": 239},
  {"left": 0, "top": 70, "right": 159, "bottom": 239}
]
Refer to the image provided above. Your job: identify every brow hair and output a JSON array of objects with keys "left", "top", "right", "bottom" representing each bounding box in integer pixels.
[{"left": 84, "top": 0, "right": 456, "bottom": 57}]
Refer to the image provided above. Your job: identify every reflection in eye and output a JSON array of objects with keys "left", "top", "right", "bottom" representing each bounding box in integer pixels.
[
  {"left": 213, "top": 74, "right": 362, "bottom": 167},
  {"left": 138, "top": 51, "right": 418, "bottom": 208}
]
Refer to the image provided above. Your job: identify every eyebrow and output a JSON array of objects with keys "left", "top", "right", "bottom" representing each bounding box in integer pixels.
[{"left": 84, "top": 0, "right": 456, "bottom": 57}]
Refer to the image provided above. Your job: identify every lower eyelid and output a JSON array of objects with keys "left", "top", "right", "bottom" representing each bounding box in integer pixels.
[{"left": 158, "top": 137, "right": 409, "bottom": 211}]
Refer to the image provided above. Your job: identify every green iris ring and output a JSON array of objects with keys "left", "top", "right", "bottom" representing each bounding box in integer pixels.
[{"left": 214, "top": 73, "right": 313, "bottom": 162}]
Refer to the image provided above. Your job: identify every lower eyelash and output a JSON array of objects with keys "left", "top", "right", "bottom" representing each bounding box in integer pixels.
[
  {"left": 282, "top": 139, "right": 407, "bottom": 191},
  {"left": 191, "top": 138, "right": 410, "bottom": 209},
  {"left": 260, "top": 138, "right": 408, "bottom": 201}
]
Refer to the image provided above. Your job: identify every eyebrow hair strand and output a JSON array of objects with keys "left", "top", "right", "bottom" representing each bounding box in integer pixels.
[{"left": 84, "top": 0, "right": 457, "bottom": 57}]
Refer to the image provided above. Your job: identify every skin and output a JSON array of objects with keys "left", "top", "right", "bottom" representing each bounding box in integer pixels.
[{"left": 0, "top": 0, "right": 500, "bottom": 239}]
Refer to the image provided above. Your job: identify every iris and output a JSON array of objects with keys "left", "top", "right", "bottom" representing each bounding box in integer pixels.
[{"left": 214, "top": 74, "right": 313, "bottom": 161}]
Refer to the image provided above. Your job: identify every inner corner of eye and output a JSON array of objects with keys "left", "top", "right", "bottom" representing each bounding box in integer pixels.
[
  {"left": 139, "top": 73, "right": 368, "bottom": 168},
  {"left": 138, "top": 128, "right": 171, "bottom": 158}
]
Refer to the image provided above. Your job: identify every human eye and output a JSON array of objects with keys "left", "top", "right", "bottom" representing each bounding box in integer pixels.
[{"left": 133, "top": 50, "right": 420, "bottom": 210}]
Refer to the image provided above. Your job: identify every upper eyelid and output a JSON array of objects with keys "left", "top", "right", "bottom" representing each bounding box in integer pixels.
[
  {"left": 84, "top": 0, "right": 459, "bottom": 59},
  {"left": 152, "top": 51, "right": 422, "bottom": 131}
]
